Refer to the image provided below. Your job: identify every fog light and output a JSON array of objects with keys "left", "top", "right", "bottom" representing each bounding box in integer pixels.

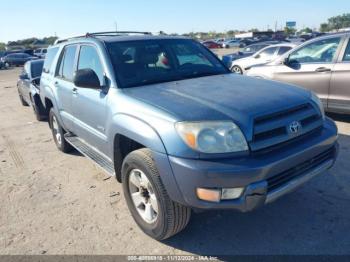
[
  {"left": 221, "top": 188, "right": 244, "bottom": 200},
  {"left": 196, "top": 188, "right": 221, "bottom": 202}
]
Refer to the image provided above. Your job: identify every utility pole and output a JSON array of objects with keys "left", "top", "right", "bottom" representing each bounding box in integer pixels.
[
  {"left": 115, "top": 21, "right": 118, "bottom": 32},
  {"left": 275, "top": 21, "right": 278, "bottom": 32}
]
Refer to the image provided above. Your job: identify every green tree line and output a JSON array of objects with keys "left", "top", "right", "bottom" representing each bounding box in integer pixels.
[
  {"left": 0, "top": 36, "right": 58, "bottom": 51},
  {"left": 320, "top": 13, "right": 350, "bottom": 32}
]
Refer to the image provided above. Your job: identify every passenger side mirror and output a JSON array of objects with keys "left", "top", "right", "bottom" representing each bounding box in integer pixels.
[
  {"left": 254, "top": 54, "right": 261, "bottom": 59},
  {"left": 31, "top": 78, "right": 40, "bottom": 86},
  {"left": 74, "top": 69, "right": 101, "bottom": 89},
  {"left": 19, "top": 73, "right": 29, "bottom": 80}
]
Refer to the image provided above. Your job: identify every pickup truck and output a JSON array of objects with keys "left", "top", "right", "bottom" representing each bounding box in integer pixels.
[{"left": 39, "top": 32, "right": 338, "bottom": 240}]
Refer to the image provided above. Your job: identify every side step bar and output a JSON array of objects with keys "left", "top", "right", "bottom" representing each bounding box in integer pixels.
[{"left": 64, "top": 134, "right": 115, "bottom": 176}]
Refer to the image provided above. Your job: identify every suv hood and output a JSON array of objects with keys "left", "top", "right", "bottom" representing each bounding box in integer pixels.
[{"left": 123, "top": 74, "right": 311, "bottom": 136}]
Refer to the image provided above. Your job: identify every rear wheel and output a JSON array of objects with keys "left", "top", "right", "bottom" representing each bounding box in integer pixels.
[
  {"left": 122, "top": 148, "right": 191, "bottom": 240},
  {"left": 231, "top": 65, "right": 243, "bottom": 74},
  {"left": 31, "top": 95, "right": 46, "bottom": 121},
  {"left": 49, "top": 108, "right": 73, "bottom": 153},
  {"left": 18, "top": 90, "right": 29, "bottom": 106}
]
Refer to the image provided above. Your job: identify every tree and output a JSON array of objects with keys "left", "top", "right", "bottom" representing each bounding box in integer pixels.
[
  {"left": 284, "top": 27, "right": 296, "bottom": 36},
  {"left": 301, "top": 27, "right": 313, "bottom": 33},
  {"left": 0, "top": 42, "right": 6, "bottom": 51},
  {"left": 248, "top": 28, "right": 259, "bottom": 32},
  {"left": 320, "top": 23, "right": 329, "bottom": 32},
  {"left": 319, "top": 13, "right": 350, "bottom": 32}
]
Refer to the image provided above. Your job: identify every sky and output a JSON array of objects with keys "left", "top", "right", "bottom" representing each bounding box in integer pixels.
[{"left": 1, "top": 0, "right": 350, "bottom": 43}]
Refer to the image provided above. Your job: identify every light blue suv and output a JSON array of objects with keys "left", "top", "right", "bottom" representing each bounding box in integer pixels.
[{"left": 40, "top": 32, "right": 338, "bottom": 240}]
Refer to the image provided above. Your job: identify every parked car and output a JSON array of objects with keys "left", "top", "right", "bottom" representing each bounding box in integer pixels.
[
  {"left": 202, "top": 40, "right": 222, "bottom": 49},
  {"left": 247, "top": 32, "right": 350, "bottom": 114},
  {"left": 17, "top": 60, "right": 47, "bottom": 120},
  {"left": 2, "top": 53, "right": 38, "bottom": 67},
  {"left": 286, "top": 36, "right": 306, "bottom": 45},
  {"left": 0, "top": 51, "right": 7, "bottom": 69},
  {"left": 214, "top": 38, "right": 226, "bottom": 44},
  {"left": 34, "top": 48, "right": 47, "bottom": 58},
  {"left": 223, "top": 38, "right": 255, "bottom": 48},
  {"left": 40, "top": 32, "right": 338, "bottom": 240},
  {"left": 231, "top": 43, "right": 296, "bottom": 74},
  {"left": 221, "top": 41, "right": 283, "bottom": 68},
  {"left": 222, "top": 39, "right": 241, "bottom": 48}
]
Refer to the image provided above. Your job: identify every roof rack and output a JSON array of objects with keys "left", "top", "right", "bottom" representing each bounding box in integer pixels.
[
  {"left": 86, "top": 31, "right": 152, "bottom": 37},
  {"left": 54, "top": 31, "right": 152, "bottom": 45}
]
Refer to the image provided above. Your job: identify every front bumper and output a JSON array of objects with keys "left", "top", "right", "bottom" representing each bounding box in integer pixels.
[{"left": 159, "top": 118, "right": 338, "bottom": 212}]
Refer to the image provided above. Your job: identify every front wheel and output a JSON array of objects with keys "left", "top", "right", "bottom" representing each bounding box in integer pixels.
[
  {"left": 122, "top": 148, "right": 191, "bottom": 240},
  {"left": 231, "top": 65, "right": 243, "bottom": 74},
  {"left": 49, "top": 108, "right": 73, "bottom": 153}
]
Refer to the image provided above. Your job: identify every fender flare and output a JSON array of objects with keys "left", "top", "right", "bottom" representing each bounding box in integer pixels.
[
  {"left": 42, "top": 89, "right": 66, "bottom": 129},
  {"left": 108, "top": 113, "right": 167, "bottom": 156},
  {"left": 108, "top": 114, "right": 185, "bottom": 203}
]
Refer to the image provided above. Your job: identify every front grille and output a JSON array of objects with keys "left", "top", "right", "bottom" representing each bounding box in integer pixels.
[
  {"left": 250, "top": 103, "right": 323, "bottom": 151},
  {"left": 267, "top": 146, "right": 336, "bottom": 192}
]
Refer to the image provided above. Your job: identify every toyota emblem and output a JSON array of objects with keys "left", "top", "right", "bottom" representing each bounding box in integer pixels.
[{"left": 289, "top": 121, "right": 302, "bottom": 135}]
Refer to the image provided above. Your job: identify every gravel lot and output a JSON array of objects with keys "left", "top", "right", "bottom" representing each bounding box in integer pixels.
[{"left": 0, "top": 67, "right": 349, "bottom": 255}]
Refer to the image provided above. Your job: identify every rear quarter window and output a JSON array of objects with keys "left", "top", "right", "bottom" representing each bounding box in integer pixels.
[
  {"left": 43, "top": 47, "right": 59, "bottom": 74},
  {"left": 343, "top": 40, "right": 350, "bottom": 61}
]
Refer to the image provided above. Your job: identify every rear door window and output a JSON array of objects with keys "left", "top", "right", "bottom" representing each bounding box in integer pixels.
[
  {"left": 278, "top": 46, "right": 292, "bottom": 55},
  {"left": 56, "top": 45, "right": 77, "bottom": 81},
  {"left": 258, "top": 47, "right": 278, "bottom": 58}
]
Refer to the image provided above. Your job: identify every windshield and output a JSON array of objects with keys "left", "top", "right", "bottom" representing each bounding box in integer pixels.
[
  {"left": 31, "top": 61, "right": 44, "bottom": 78},
  {"left": 106, "top": 39, "right": 229, "bottom": 88}
]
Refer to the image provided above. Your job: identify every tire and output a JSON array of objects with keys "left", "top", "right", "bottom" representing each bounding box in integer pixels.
[
  {"left": 49, "top": 108, "right": 73, "bottom": 153},
  {"left": 18, "top": 90, "right": 29, "bottom": 106},
  {"left": 122, "top": 148, "right": 191, "bottom": 240},
  {"left": 31, "top": 95, "right": 46, "bottom": 121},
  {"left": 231, "top": 65, "right": 243, "bottom": 74}
]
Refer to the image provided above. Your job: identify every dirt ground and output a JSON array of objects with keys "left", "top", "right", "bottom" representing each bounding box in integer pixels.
[{"left": 0, "top": 67, "right": 349, "bottom": 255}]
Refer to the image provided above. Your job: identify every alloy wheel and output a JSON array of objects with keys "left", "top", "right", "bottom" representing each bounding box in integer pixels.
[{"left": 128, "top": 169, "right": 159, "bottom": 224}]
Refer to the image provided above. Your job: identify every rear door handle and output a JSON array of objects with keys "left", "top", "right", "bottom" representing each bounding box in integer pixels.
[
  {"left": 72, "top": 87, "right": 78, "bottom": 95},
  {"left": 315, "top": 67, "right": 331, "bottom": 73}
]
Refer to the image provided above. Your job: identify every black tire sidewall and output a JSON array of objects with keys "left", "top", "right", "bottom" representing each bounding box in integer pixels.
[
  {"left": 122, "top": 153, "right": 167, "bottom": 239},
  {"left": 31, "top": 95, "right": 45, "bottom": 121}
]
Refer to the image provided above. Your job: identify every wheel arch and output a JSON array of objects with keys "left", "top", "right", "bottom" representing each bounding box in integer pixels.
[{"left": 110, "top": 114, "right": 168, "bottom": 182}]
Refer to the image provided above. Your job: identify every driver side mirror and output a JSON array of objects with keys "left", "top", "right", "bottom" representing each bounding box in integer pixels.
[
  {"left": 74, "top": 69, "right": 101, "bottom": 89},
  {"left": 282, "top": 56, "right": 290, "bottom": 65},
  {"left": 254, "top": 54, "right": 260, "bottom": 59}
]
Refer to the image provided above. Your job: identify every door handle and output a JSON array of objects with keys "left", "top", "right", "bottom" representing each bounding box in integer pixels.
[
  {"left": 72, "top": 87, "right": 78, "bottom": 95},
  {"left": 54, "top": 81, "right": 59, "bottom": 86},
  {"left": 315, "top": 67, "right": 331, "bottom": 73}
]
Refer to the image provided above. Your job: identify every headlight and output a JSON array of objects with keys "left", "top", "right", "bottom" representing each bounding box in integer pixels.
[
  {"left": 175, "top": 121, "right": 248, "bottom": 153},
  {"left": 311, "top": 92, "right": 325, "bottom": 119}
]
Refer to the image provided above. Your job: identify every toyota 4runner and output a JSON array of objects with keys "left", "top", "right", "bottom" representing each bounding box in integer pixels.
[{"left": 40, "top": 32, "right": 338, "bottom": 240}]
